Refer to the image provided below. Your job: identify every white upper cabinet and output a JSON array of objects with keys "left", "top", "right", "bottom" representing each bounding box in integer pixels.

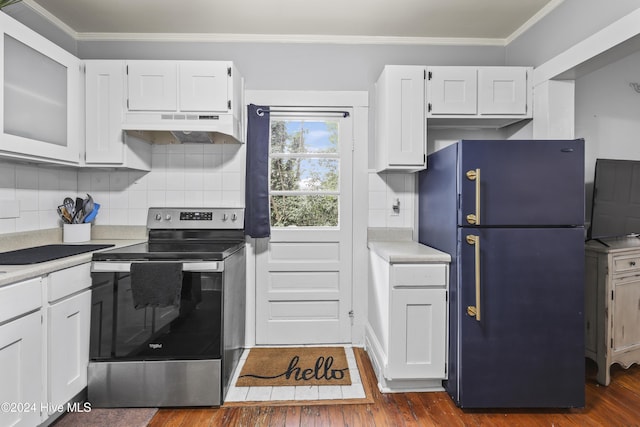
[
  {"left": 126, "top": 61, "right": 178, "bottom": 111},
  {"left": 126, "top": 61, "right": 231, "bottom": 113},
  {"left": 375, "top": 65, "right": 427, "bottom": 172},
  {"left": 123, "top": 60, "right": 244, "bottom": 143},
  {"left": 178, "top": 62, "right": 230, "bottom": 112},
  {"left": 85, "top": 60, "right": 126, "bottom": 164},
  {"left": 427, "top": 66, "right": 532, "bottom": 127},
  {"left": 427, "top": 67, "right": 477, "bottom": 115},
  {"left": 477, "top": 67, "right": 529, "bottom": 115},
  {"left": 0, "top": 13, "right": 81, "bottom": 164},
  {"left": 84, "top": 60, "right": 151, "bottom": 170}
]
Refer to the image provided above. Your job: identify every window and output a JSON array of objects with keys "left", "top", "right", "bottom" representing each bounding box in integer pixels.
[{"left": 269, "top": 118, "right": 340, "bottom": 227}]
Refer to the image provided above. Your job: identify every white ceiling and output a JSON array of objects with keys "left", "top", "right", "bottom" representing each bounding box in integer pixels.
[{"left": 23, "top": 0, "right": 562, "bottom": 44}]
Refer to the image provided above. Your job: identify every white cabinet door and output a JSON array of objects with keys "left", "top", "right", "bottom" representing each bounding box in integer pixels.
[
  {"left": 375, "top": 65, "right": 426, "bottom": 171},
  {"left": 48, "top": 290, "right": 91, "bottom": 412},
  {"left": 85, "top": 60, "right": 125, "bottom": 164},
  {"left": 127, "top": 61, "right": 178, "bottom": 111},
  {"left": 0, "top": 13, "right": 81, "bottom": 164},
  {"left": 388, "top": 288, "right": 447, "bottom": 379},
  {"left": 478, "top": 67, "right": 528, "bottom": 115},
  {"left": 427, "top": 67, "right": 477, "bottom": 115},
  {"left": 0, "top": 311, "right": 42, "bottom": 427},
  {"left": 179, "top": 62, "right": 229, "bottom": 112}
]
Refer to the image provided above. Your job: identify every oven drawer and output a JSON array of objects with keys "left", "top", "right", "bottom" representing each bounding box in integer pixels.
[{"left": 88, "top": 359, "right": 221, "bottom": 407}]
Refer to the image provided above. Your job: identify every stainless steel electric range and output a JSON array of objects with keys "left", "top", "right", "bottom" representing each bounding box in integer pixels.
[{"left": 88, "top": 207, "right": 246, "bottom": 407}]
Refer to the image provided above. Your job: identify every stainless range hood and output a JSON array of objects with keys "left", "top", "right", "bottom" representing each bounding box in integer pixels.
[
  {"left": 123, "top": 112, "right": 244, "bottom": 145},
  {"left": 124, "top": 129, "right": 239, "bottom": 145}
]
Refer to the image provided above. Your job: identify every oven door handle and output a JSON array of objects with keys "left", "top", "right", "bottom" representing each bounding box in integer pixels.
[{"left": 91, "top": 261, "right": 224, "bottom": 273}]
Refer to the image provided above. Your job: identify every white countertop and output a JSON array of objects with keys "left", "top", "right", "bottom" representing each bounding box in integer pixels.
[
  {"left": 0, "top": 239, "right": 146, "bottom": 287},
  {"left": 0, "top": 226, "right": 147, "bottom": 287},
  {"left": 368, "top": 240, "right": 451, "bottom": 264}
]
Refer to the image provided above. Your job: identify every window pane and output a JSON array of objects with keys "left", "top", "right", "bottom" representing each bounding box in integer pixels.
[
  {"left": 271, "top": 120, "right": 338, "bottom": 154},
  {"left": 270, "top": 158, "right": 339, "bottom": 191},
  {"left": 270, "top": 195, "right": 338, "bottom": 227}
]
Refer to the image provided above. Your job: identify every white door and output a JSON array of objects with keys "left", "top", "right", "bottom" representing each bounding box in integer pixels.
[{"left": 256, "top": 110, "right": 353, "bottom": 344}]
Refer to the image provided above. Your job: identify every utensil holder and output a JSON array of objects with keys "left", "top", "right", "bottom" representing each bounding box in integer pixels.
[{"left": 63, "top": 223, "right": 91, "bottom": 243}]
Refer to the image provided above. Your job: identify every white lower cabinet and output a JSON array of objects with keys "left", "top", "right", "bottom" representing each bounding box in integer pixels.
[
  {"left": 387, "top": 288, "right": 447, "bottom": 379},
  {"left": 45, "top": 263, "right": 92, "bottom": 416},
  {"left": 0, "top": 277, "right": 42, "bottom": 427},
  {"left": 366, "top": 249, "right": 448, "bottom": 392},
  {"left": 48, "top": 290, "right": 91, "bottom": 413},
  {"left": 0, "top": 311, "right": 42, "bottom": 427},
  {"left": 0, "top": 263, "right": 92, "bottom": 426}
]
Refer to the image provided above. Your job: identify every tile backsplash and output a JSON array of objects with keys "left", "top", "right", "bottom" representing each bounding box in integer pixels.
[
  {"left": 367, "top": 171, "right": 415, "bottom": 228},
  {"left": 79, "top": 144, "right": 245, "bottom": 226},
  {"left": 0, "top": 160, "right": 78, "bottom": 233},
  {"left": 0, "top": 143, "right": 246, "bottom": 233},
  {"left": 1, "top": 147, "right": 414, "bottom": 234}
]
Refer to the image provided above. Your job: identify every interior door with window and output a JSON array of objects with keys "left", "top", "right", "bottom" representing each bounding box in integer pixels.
[{"left": 256, "top": 111, "right": 353, "bottom": 344}]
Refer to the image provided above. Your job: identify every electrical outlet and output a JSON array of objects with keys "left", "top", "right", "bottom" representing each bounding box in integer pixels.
[{"left": 391, "top": 198, "right": 400, "bottom": 216}]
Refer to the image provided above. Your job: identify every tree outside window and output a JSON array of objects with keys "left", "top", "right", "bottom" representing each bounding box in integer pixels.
[{"left": 269, "top": 119, "right": 340, "bottom": 227}]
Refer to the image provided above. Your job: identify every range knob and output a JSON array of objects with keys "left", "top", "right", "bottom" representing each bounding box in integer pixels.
[
  {"left": 155, "top": 213, "right": 162, "bottom": 221},
  {"left": 231, "top": 213, "right": 237, "bottom": 221},
  {"left": 165, "top": 214, "right": 172, "bottom": 221},
  {"left": 222, "top": 213, "right": 229, "bottom": 221}
]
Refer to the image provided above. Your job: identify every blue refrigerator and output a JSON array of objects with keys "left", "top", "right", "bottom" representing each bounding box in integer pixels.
[{"left": 418, "top": 139, "right": 585, "bottom": 408}]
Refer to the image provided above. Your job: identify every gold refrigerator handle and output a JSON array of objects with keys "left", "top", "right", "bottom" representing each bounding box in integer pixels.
[
  {"left": 465, "top": 169, "right": 481, "bottom": 225},
  {"left": 466, "top": 234, "right": 481, "bottom": 321}
]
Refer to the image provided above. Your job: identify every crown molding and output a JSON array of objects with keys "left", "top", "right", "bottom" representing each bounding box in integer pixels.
[
  {"left": 74, "top": 32, "right": 507, "bottom": 46},
  {"left": 506, "top": 0, "right": 565, "bottom": 45},
  {"left": 23, "top": 0, "right": 79, "bottom": 39}
]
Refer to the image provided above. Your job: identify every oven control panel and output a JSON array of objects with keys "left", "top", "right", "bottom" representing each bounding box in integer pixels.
[
  {"left": 180, "top": 211, "right": 213, "bottom": 221},
  {"left": 147, "top": 207, "right": 244, "bottom": 229}
]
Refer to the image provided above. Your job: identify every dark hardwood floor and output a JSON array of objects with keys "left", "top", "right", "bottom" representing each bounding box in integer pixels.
[{"left": 148, "top": 348, "right": 640, "bottom": 426}]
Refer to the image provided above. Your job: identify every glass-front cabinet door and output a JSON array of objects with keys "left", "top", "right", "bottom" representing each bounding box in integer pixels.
[{"left": 0, "top": 13, "right": 81, "bottom": 164}]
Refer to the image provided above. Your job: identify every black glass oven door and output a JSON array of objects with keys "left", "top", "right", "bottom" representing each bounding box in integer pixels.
[{"left": 90, "top": 271, "right": 222, "bottom": 360}]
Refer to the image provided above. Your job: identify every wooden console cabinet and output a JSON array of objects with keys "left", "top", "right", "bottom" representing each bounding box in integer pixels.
[{"left": 585, "top": 238, "right": 640, "bottom": 385}]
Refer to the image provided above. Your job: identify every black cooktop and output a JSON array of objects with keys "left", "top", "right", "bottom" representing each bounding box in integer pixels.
[
  {"left": 91, "top": 241, "right": 244, "bottom": 261},
  {"left": 0, "top": 244, "right": 115, "bottom": 265}
]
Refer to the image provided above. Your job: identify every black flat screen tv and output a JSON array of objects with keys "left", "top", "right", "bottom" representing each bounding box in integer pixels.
[{"left": 589, "top": 159, "right": 640, "bottom": 240}]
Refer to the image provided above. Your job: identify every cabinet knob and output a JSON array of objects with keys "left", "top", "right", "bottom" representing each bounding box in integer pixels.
[{"left": 631, "top": 261, "right": 636, "bottom": 267}]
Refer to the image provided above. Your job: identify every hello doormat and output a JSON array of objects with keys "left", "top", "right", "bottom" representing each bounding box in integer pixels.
[{"left": 236, "top": 347, "right": 352, "bottom": 387}]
